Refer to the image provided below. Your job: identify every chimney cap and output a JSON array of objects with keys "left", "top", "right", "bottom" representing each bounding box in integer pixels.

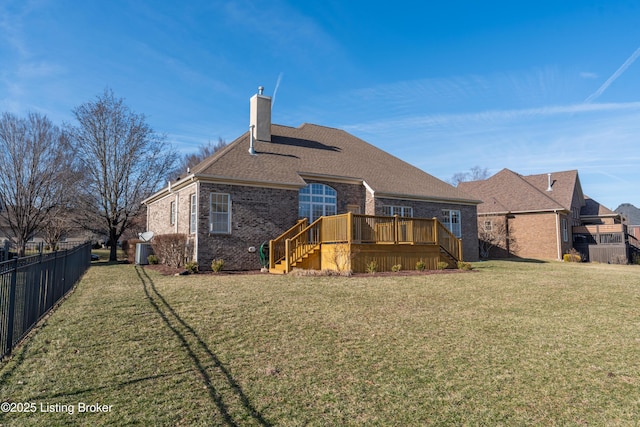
[{"left": 258, "top": 86, "right": 264, "bottom": 95}]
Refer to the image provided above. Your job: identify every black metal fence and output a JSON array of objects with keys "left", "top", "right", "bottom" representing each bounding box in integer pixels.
[{"left": 0, "top": 242, "right": 92, "bottom": 359}]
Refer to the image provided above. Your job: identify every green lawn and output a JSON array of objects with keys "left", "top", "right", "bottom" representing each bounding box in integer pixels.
[{"left": 1, "top": 260, "right": 639, "bottom": 426}]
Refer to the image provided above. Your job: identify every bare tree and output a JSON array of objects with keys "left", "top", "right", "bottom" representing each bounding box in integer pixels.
[
  {"left": 478, "top": 216, "right": 516, "bottom": 259},
  {"left": 0, "top": 112, "right": 79, "bottom": 256},
  {"left": 41, "top": 206, "right": 74, "bottom": 250},
  {"left": 69, "top": 89, "right": 177, "bottom": 261},
  {"left": 450, "top": 166, "right": 490, "bottom": 186},
  {"left": 175, "top": 137, "right": 227, "bottom": 175}
]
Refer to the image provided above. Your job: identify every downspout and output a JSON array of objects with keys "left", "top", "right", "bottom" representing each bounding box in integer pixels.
[
  {"left": 505, "top": 213, "right": 510, "bottom": 257},
  {"left": 555, "top": 210, "right": 562, "bottom": 260},
  {"left": 193, "top": 180, "right": 200, "bottom": 264},
  {"left": 175, "top": 194, "right": 179, "bottom": 233}
]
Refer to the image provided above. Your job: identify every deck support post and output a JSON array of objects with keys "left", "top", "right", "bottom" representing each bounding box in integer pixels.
[
  {"left": 269, "top": 239, "right": 275, "bottom": 270},
  {"left": 432, "top": 218, "right": 438, "bottom": 245},
  {"left": 394, "top": 215, "right": 399, "bottom": 244},
  {"left": 285, "top": 239, "right": 291, "bottom": 273}
]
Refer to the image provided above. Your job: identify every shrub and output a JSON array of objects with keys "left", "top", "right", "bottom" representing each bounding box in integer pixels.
[
  {"left": 211, "top": 259, "right": 225, "bottom": 273},
  {"left": 365, "top": 259, "right": 378, "bottom": 274},
  {"left": 563, "top": 248, "right": 581, "bottom": 263},
  {"left": 457, "top": 261, "right": 473, "bottom": 271},
  {"left": 147, "top": 254, "right": 159, "bottom": 265},
  {"left": 436, "top": 261, "right": 449, "bottom": 270},
  {"left": 610, "top": 254, "right": 627, "bottom": 265},
  {"left": 415, "top": 259, "right": 426, "bottom": 271},
  {"left": 185, "top": 261, "right": 199, "bottom": 274},
  {"left": 151, "top": 234, "right": 189, "bottom": 268},
  {"left": 391, "top": 264, "right": 402, "bottom": 272}
]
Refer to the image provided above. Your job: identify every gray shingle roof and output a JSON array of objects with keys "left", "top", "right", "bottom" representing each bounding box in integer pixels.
[
  {"left": 189, "top": 123, "right": 479, "bottom": 204},
  {"left": 581, "top": 195, "right": 617, "bottom": 218},
  {"left": 458, "top": 168, "right": 581, "bottom": 214}
]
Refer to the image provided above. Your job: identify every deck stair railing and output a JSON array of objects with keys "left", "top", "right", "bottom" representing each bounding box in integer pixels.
[
  {"left": 269, "top": 219, "right": 308, "bottom": 267},
  {"left": 283, "top": 217, "right": 323, "bottom": 272}
]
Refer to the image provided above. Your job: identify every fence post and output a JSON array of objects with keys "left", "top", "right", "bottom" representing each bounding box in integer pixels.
[{"left": 5, "top": 257, "right": 18, "bottom": 357}]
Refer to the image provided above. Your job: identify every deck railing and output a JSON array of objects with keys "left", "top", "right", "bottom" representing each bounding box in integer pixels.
[
  {"left": 272, "top": 213, "right": 462, "bottom": 272},
  {"left": 573, "top": 224, "right": 627, "bottom": 245}
]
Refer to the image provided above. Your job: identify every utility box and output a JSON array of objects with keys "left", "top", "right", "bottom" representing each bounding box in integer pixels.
[{"left": 135, "top": 243, "right": 153, "bottom": 265}]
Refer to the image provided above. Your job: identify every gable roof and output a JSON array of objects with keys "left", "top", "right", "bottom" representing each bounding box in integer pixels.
[
  {"left": 521, "top": 170, "right": 583, "bottom": 211},
  {"left": 458, "top": 168, "right": 583, "bottom": 215},
  {"left": 160, "top": 123, "right": 479, "bottom": 205},
  {"left": 581, "top": 195, "right": 619, "bottom": 219}
]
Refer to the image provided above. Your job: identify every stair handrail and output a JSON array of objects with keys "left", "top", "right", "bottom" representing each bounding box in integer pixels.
[
  {"left": 269, "top": 218, "right": 308, "bottom": 269},
  {"left": 434, "top": 218, "right": 463, "bottom": 262},
  {"left": 284, "top": 216, "right": 324, "bottom": 273}
]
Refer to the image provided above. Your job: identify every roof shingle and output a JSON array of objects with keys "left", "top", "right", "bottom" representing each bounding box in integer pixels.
[{"left": 190, "top": 123, "right": 479, "bottom": 204}]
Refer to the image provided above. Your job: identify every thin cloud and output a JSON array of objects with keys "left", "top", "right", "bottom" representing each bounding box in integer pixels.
[
  {"left": 343, "top": 101, "right": 640, "bottom": 134},
  {"left": 584, "top": 46, "right": 640, "bottom": 103},
  {"left": 579, "top": 71, "right": 598, "bottom": 79}
]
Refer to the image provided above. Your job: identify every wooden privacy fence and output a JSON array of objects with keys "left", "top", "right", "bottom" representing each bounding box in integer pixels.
[{"left": 0, "top": 242, "right": 92, "bottom": 359}]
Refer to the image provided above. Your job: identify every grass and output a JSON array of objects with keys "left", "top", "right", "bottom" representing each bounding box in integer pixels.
[{"left": 1, "top": 260, "right": 639, "bottom": 425}]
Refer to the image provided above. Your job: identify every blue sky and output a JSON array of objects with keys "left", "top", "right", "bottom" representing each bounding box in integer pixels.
[{"left": 1, "top": 1, "right": 639, "bottom": 210}]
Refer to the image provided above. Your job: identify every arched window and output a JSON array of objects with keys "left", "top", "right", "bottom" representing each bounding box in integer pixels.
[{"left": 298, "top": 183, "right": 337, "bottom": 222}]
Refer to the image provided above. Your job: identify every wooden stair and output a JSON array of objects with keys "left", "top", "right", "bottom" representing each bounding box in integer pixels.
[
  {"left": 270, "top": 244, "right": 320, "bottom": 274},
  {"left": 439, "top": 246, "right": 459, "bottom": 268}
]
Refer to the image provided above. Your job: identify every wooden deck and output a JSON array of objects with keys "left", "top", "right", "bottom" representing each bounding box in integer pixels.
[
  {"left": 269, "top": 213, "right": 463, "bottom": 274},
  {"left": 572, "top": 223, "right": 637, "bottom": 263}
]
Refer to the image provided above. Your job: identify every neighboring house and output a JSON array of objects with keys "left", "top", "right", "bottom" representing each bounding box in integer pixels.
[
  {"left": 459, "top": 168, "right": 636, "bottom": 263},
  {"left": 143, "top": 88, "right": 481, "bottom": 271}
]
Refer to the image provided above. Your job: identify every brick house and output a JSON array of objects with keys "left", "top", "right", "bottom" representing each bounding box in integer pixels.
[
  {"left": 458, "top": 168, "right": 634, "bottom": 262},
  {"left": 143, "top": 88, "right": 480, "bottom": 271}
]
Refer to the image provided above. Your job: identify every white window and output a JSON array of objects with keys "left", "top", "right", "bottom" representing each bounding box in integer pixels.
[
  {"left": 190, "top": 194, "right": 197, "bottom": 234},
  {"left": 298, "top": 183, "right": 337, "bottom": 222},
  {"left": 562, "top": 218, "right": 568, "bottom": 242},
  {"left": 209, "top": 193, "right": 231, "bottom": 234},
  {"left": 382, "top": 205, "right": 414, "bottom": 217},
  {"left": 170, "top": 201, "right": 176, "bottom": 225},
  {"left": 442, "top": 209, "right": 462, "bottom": 238}
]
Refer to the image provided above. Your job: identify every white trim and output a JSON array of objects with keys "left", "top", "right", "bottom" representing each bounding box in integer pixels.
[
  {"left": 193, "top": 181, "right": 199, "bottom": 262},
  {"left": 375, "top": 192, "right": 481, "bottom": 206},
  {"left": 143, "top": 180, "right": 198, "bottom": 205},
  {"left": 362, "top": 180, "right": 375, "bottom": 197},
  {"left": 209, "top": 192, "right": 231, "bottom": 234},
  {"left": 196, "top": 174, "right": 303, "bottom": 190},
  {"left": 298, "top": 172, "right": 364, "bottom": 185}
]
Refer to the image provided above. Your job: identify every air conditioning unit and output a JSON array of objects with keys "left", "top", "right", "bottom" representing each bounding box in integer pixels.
[{"left": 135, "top": 243, "right": 153, "bottom": 265}]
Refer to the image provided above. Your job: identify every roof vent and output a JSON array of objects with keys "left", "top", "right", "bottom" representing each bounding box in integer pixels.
[{"left": 547, "top": 173, "right": 553, "bottom": 191}]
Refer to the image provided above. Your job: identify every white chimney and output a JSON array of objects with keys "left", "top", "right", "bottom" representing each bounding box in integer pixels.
[
  {"left": 547, "top": 173, "right": 553, "bottom": 191},
  {"left": 250, "top": 86, "right": 271, "bottom": 143}
]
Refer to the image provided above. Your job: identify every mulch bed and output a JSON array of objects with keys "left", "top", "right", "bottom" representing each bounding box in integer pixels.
[{"left": 143, "top": 264, "right": 475, "bottom": 277}]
